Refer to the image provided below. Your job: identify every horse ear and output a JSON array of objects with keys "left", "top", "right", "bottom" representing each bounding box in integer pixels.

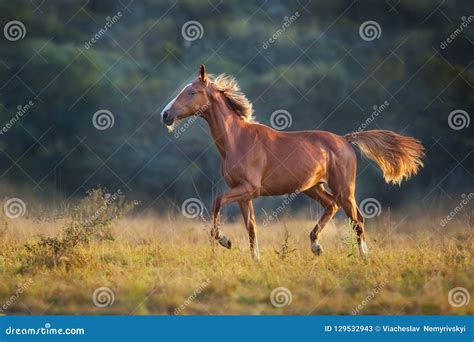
[{"left": 199, "top": 64, "right": 208, "bottom": 83}]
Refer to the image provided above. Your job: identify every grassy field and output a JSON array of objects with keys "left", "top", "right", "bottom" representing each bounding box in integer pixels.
[{"left": 0, "top": 194, "right": 472, "bottom": 315}]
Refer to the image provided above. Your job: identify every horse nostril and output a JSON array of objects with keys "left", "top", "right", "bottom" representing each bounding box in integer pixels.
[{"left": 163, "top": 111, "right": 169, "bottom": 121}]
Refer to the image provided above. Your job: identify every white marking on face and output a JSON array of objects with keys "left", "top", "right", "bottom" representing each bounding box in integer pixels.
[{"left": 161, "top": 83, "right": 192, "bottom": 119}]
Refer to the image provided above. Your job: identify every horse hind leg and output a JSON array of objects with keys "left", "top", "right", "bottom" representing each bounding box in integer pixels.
[
  {"left": 356, "top": 207, "right": 368, "bottom": 255},
  {"left": 339, "top": 195, "right": 368, "bottom": 256},
  {"left": 304, "top": 185, "right": 339, "bottom": 256}
]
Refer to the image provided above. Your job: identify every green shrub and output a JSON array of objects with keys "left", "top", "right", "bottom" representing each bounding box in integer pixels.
[{"left": 21, "top": 188, "right": 137, "bottom": 271}]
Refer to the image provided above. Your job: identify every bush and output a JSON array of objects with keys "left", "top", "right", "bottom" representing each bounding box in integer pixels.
[{"left": 21, "top": 188, "right": 137, "bottom": 271}]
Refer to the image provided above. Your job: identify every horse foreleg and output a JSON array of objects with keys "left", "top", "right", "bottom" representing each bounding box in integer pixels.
[
  {"left": 211, "top": 194, "right": 230, "bottom": 248},
  {"left": 212, "top": 182, "right": 259, "bottom": 250},
  {"left": 239, "top": 200, "right": 260, "bottom": 261}
]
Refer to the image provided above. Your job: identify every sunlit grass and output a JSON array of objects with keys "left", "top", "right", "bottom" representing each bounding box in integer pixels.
[{"left": 0, "top": 205, "right": 472, "bottom": 315}]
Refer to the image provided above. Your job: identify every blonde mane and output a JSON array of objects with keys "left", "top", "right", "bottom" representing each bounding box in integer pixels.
[{"left": 209, "top": 74, "right": 255, "bottom": 122}]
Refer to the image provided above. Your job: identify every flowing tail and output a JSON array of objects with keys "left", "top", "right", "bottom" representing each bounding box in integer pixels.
[{"left": 344, "top": 130, "right": 425, "bottom": 184}]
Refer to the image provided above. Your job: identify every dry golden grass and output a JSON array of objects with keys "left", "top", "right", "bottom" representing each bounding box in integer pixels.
[{"left": 0, "top": 208, "right": 473, "bottom": 315}]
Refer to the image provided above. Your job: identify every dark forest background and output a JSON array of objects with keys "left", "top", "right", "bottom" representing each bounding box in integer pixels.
[{"left": 0, "top": 0, "right": 472, "bottom": 217}]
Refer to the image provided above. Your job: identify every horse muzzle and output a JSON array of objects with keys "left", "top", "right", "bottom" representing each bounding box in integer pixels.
[{"left": 161, "top": 110, "right": 175, "bottom": 126}]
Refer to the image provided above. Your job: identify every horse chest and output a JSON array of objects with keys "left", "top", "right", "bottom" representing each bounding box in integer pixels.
[{"left": 221, "top": 160, "right": 245, "bottom": 187}]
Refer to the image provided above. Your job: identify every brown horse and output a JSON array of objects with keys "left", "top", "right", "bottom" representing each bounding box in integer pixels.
[{"left": 162, "top": 64, "right": 424, "bottom": 260}]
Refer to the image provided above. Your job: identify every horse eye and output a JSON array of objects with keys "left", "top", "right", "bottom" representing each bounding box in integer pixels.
[{"left": 189, "top": 91, "right": 196, "bottom": 96}]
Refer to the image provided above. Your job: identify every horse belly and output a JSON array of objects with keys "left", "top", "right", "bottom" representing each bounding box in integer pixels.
[{"left": 260, "top": 155, "right": 326, "bottom": 196}]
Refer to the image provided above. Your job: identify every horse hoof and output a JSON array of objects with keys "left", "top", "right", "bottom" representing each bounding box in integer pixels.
[
  {"left": 218, "top": 236, "right": 232, "bottom": 249},
  {"left": 251, "top": 251, "right": 260, "bottom": 261},
  {"left": 311, "top": 242, "right": 324, "bottom": 256}
]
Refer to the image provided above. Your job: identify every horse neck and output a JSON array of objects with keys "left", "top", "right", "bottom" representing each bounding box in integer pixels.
[{"left": 206, "top": 93, "right": 243, "bottom": 158}]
